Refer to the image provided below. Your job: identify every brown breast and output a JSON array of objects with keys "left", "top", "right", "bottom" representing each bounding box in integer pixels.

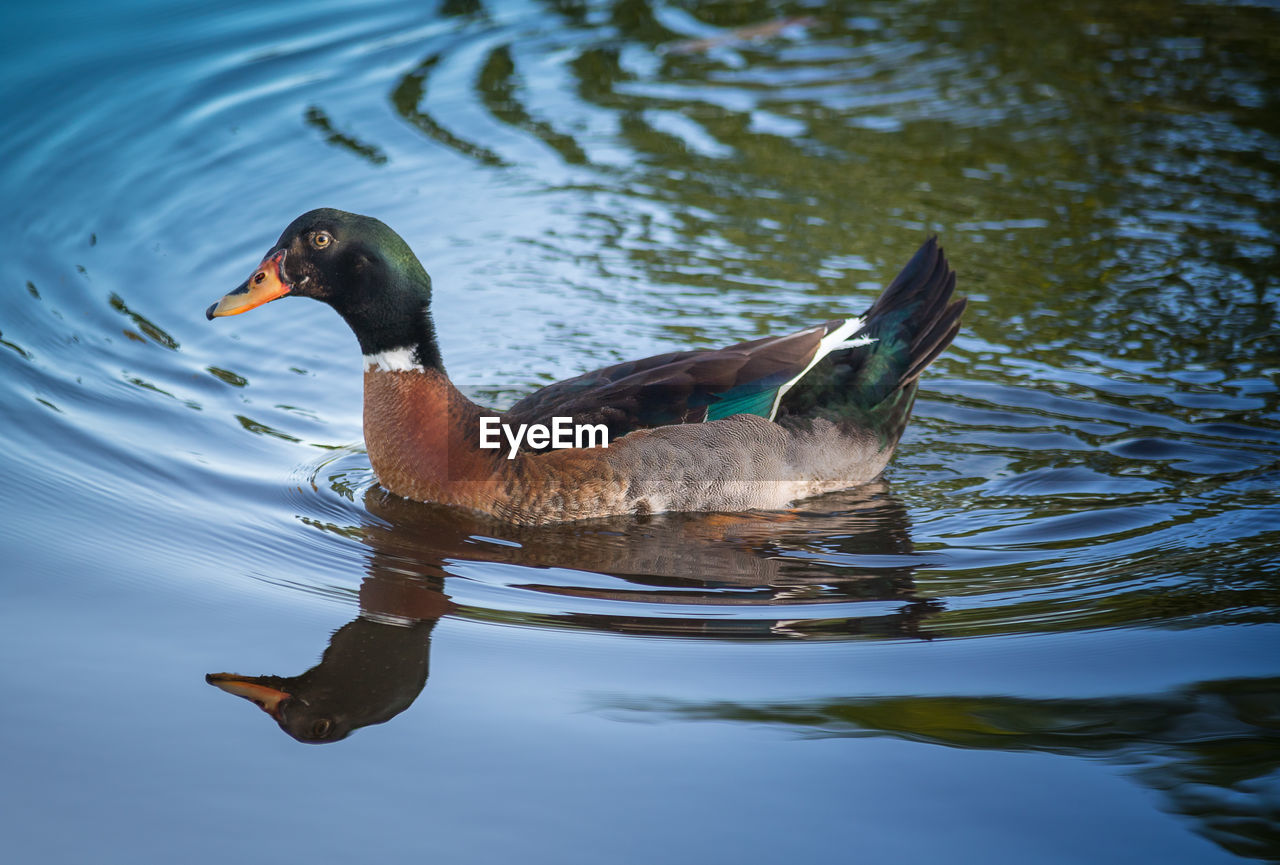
[{"left": 361, "top": 368, "right": 627, "bottom": 523}]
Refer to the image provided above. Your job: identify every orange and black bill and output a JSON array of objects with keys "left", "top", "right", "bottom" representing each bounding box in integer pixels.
[
  {"left": 206, "top": 672, "right": 292, "bottom": 719},
  {"left": 206, "top": 250, "right": 290, "bottom": 319}
]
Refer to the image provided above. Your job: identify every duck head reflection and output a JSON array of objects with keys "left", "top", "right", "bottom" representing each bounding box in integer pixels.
[
  {"left": 208, "top": 573, "right": 449, "bottom": 743},
  {"left": 210, "top": 481, "right": 939, "bottom": 741}
]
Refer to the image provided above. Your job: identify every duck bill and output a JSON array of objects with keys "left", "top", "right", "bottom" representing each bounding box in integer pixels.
[
  {"left": 206, "top": 672, "right": 292, "bottom": 719},
  {"left": 206, "top": 250, "right": 291, "bottom": 319}
]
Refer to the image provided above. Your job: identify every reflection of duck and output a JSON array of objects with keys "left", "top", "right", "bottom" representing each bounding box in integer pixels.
[
  {"left": 209, "top": 481, "right": 938, "bottom": 742},
  {"left": 208, "top": 573, "right": 450, "bottom": 744},
  {"left": 361, "top": 481, "right": 941, "bottom": 640},
  {"left": 206, "top": 209, "right": 963, "bottom": 524}
]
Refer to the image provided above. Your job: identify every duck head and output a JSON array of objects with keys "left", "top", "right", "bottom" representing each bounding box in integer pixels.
[
  {"left": 206, "top": 671, "right": 347, "bottom": 744},
  {"left": 206, "top": 208, "right": 442, "bottom": 367},
  {"left": 206, "top": 611, "right": 438, "bottom": 744}
]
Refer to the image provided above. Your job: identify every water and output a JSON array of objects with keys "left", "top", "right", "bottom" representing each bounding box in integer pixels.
[{"left": 2, "top": 0, "right": 1278, "bottom": 861}]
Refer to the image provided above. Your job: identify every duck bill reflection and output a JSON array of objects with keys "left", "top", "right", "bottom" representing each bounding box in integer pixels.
[
  {"left": 206, "top": 672, "right": 293, "bottom": 719},
  {"left": 205, "top": 250, "right": 291, "bottom": 319}
]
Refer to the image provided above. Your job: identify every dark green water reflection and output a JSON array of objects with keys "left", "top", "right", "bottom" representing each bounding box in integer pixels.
[{"left": 610, "top": 677, "right": 1280, "bottom": 860}]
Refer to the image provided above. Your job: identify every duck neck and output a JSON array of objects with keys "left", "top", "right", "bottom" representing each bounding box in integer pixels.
[{"left": 333, "top": 264, "right": 444, "bottom": 373}]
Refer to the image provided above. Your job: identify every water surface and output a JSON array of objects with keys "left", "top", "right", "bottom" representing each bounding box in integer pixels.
[{"left": 1, "top": 0, "right": 1278, "bottom": 862}]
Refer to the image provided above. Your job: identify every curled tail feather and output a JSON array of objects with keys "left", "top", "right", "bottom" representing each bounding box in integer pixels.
[{"left": 778, "top": 237, "right": 964, "bottom": 445}]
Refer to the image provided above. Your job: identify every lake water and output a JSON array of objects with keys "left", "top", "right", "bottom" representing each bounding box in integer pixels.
[{"left": 2, "top": 0, "right": 1278, "bottom": 861}]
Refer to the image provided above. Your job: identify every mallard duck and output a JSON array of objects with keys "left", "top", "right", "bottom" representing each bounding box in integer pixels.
[{"left": 207, "top": 209, "right": 964, "bottom": 525}]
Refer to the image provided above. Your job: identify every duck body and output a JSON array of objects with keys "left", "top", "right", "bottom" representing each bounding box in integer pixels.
[{"left": 208, "top": 209, "right": 964, "bottom": 525}]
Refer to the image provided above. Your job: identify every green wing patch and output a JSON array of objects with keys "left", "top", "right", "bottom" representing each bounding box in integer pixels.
[{"left": 706, "top": 387, "right": 780, "bottom": 421}]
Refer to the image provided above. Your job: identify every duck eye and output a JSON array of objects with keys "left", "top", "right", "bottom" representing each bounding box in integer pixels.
[
  {"left": 311, "top": 231, "right": 333, "bottom": 249},
  {"left": 311, "top": 718, "right": 332, "bottom": 738}
]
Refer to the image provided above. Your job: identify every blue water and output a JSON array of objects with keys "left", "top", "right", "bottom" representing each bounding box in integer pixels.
[{"left": 1, "top": 0, "right": 1278, "bottom": 862}]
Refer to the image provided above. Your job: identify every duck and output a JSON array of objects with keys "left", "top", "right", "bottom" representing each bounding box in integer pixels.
[{"left": 207, "top": 208, "right": 964, "bottom": 525}]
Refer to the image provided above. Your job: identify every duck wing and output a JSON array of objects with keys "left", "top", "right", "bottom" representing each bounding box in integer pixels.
[
  {"left": 501, "top": 322, "right": 843, "bottom": 445},
  {"left": 503, "top": 237, "right": 962, "bottom": 453}
]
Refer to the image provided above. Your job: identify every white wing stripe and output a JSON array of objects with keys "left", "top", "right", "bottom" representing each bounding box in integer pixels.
[{"left": 767, "top": 316, "right": 869, "bottom": 420}]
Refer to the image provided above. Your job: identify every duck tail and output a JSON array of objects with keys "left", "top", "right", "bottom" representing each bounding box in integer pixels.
[
  {"left": 854, "top": 236, "right": 965, "bottom": 402},
  {"left": 778, "top": 237, "right": 965, "bottom": 445}
]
